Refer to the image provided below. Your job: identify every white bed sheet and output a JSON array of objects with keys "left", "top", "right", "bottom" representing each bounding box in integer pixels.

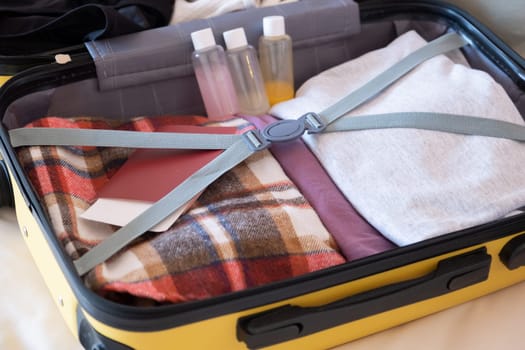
[
  {"left": 0, "top": 208, "right": 81, "bottom": 350},
  {"left": 1, "top": 205, "right": 525, "bottom": 350}
]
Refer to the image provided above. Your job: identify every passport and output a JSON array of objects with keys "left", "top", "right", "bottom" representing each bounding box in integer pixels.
[{"left": 81, "top": 124, "right": 238, "bottom": 232}]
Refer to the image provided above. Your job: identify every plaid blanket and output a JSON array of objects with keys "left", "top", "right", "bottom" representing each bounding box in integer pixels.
[{"left": 17, "top": 116, "right": 345, "bottom": 304}]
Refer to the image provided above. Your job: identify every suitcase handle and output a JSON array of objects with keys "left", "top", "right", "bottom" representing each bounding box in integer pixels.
[{"left": 237, "top": 248, "right": 491, "bottom": 349}]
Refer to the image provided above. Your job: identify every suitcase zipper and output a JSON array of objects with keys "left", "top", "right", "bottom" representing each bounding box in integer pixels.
[
  {"left": 0, "top": 51, "right": 95, "bottom": 109},
  {"left": 0, "top": 52, "right": 95, "bottom": 209},
  {"left": 0, "top": 44, "right": 88, "bottom": 75}
]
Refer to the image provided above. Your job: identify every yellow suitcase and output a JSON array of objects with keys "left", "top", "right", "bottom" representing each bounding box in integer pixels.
[{"left": 1, "top": 1, "right": 525, "bottom": 349}]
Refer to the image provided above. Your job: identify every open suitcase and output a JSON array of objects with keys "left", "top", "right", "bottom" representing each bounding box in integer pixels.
[{"left": 1, "top": 0, "right": 525, "bottom": 349}]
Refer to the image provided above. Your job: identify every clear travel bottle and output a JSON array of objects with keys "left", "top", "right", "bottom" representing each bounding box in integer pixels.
[
  {"left": 191, "top": 27, "right": 239, "bottom": 120},
  {"left": 223, "top": 27, "right": 270, "bottom": 116},
  {"left": 258, "top": 16, "right": 294, "bottom": 106}
]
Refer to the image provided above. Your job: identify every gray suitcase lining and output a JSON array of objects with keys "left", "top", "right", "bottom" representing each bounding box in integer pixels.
[{"left": 3, "top": 1, "right": 524, "bottom": 130}]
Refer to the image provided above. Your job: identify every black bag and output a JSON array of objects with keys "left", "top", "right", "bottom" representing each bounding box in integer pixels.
[{"left": 0, "top": 0, "right": 174, "bottom": 55}]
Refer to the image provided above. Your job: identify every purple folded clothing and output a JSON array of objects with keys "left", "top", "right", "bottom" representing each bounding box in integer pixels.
[{"left": 242, "top": 115, "right": 396, "bottom": 260}]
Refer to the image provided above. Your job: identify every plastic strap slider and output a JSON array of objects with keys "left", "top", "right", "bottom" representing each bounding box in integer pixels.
[
  {"left": 242, "top": 129, "right": 270, "bottom": 151},
  {"left": 302, "top": 112, "right": 326, "bottom": 133}
]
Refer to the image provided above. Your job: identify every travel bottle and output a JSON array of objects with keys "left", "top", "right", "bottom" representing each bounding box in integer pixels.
[
  {"left": 223, "top": 27, "right": 270, "bottom": 115},
  {"left": 258, "top": 15, "right": 294, "bottom": 105},
  {"left": 190, "top": 27, "right": 239, "bottom": 120}
]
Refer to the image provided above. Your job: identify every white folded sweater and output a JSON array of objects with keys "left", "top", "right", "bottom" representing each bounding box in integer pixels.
[{"left": 270, "top": 30, "right": 525, "bottom": 246}]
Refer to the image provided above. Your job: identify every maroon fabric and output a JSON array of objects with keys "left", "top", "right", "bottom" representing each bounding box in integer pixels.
[{"left": 242, "top": 114, "right": 396, "bottom": 260}]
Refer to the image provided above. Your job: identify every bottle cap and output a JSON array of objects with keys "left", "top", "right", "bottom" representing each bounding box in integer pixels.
[
  {"left": 223, "top": 28, "right": 248, "bottom": 50},
  {"left": 191, "top": 28, "right": 216, "bottom": 51},
  {"left": 263, "top": 16, "right": 286, "bottom": 37}
]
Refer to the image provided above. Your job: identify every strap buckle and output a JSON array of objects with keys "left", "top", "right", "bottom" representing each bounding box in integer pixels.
[{"left": 259, "top": 112, "right": 326, "bottom": 145}]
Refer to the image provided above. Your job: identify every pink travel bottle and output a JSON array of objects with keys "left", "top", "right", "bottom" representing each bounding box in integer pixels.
[
  {"left": 191, "top": 28, "right": 239, "bottom": 120},
  {"left": 223, "top": 27, "right": 269, "bottom": 116}
]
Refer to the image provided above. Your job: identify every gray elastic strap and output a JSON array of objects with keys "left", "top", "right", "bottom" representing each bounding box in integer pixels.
[
  {"left": 318, "top": 32, "right": 468, "bottom": 126},
  {"left": 9, "top": 127, "right": 241, "bottom": 150},
  {"left": 74, "top": 138, "right": 255, "bottom": 276},
  {"left": 325, "top": 112, "right": 525, "bottom": 141}
]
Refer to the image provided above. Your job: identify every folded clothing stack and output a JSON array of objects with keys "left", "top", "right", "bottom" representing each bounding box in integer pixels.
[
  {"left": 270, "top": 30, "right": 525, "bottom": 246},
  {"left": 17, "top": 115, "right": 345, "bottom": 303}
]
